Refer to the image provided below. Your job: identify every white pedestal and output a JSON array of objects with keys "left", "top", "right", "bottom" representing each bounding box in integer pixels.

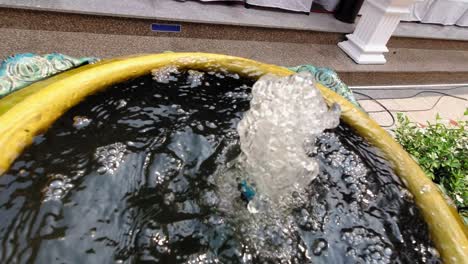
[
  {"left": 339, "top": 0, "right": 418, "bottom": 64},
  {"left": 338, "top": 39, "right": 387, "bottom": 64}
]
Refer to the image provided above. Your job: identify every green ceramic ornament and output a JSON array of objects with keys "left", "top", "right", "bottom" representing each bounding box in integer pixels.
[
  {"left": 0, "top": 53, "right": 98, "bottom": 98},
  {"left": 288, "top": 65, "right": 360, "bottom": 107}
]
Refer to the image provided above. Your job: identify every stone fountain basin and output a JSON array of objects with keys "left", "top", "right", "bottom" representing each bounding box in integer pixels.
[{"left": 0, "top": 53, "right": 466, "bottom": 263}]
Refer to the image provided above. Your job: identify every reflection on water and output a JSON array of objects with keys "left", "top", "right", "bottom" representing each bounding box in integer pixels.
[{"left": 0, "top": 70, "right": 440, "bottom": 263}]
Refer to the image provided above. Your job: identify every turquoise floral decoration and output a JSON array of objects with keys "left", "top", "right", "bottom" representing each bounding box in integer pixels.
[
  {"left": 0, "top": 53, "right": 98, "bottom": 98},
  {"left": 288, "top": 64, "right": 360, "bottom": 108}
]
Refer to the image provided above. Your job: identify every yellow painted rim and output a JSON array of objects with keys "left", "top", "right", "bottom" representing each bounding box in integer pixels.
[{"left": 0, "top": 53, "right": 466, "bottom": 263}]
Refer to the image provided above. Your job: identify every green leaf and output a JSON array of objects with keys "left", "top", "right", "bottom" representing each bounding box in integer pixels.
[{"left": 395, "top": 112, "right": 468, "bottom": 221}]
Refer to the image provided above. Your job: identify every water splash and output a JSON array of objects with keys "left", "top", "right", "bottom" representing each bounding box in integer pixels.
[
  {"left": 151, "top": 66, "right": 179, "bottom": 83},
  {"left": 212, "top": 72, "right": 342, "bottom": 262},
  {"left": 237, "top": 72, "right": 341, "bottom": 204},
  {"left": 187, "top": 70, "right": 204, "bottom": 88}
]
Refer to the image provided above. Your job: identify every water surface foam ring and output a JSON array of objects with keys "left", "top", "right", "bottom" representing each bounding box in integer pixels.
[{"left": 0, "top": 53, "right": 466, "bottom": 263}]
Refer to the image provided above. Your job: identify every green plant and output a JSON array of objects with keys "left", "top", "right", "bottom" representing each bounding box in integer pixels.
[{"left": 395, "top": 111, "right": 468, "bottom": 223}]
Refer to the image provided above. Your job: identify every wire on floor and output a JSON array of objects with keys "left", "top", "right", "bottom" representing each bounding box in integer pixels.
[{"left": 353, "top": 89, "right": 468, "bottom": 128}]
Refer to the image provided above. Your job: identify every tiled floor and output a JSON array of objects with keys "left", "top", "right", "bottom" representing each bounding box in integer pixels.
[
  {"left": 0, "top": 27, "right": 466, "bottom": 128},
  {"left": 1, "top": 28, "right": 468, "bottom": 74},
  {"left": 355, "top": 86, "right": 468, "bottom": 129}
]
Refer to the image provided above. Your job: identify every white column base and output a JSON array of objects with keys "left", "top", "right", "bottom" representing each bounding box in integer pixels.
[
  {"left": 337, "top": 0, "right": 417, "bottom": 65},
  {"left": 338, "top": 40, "right": 387, "bottom": 65}
]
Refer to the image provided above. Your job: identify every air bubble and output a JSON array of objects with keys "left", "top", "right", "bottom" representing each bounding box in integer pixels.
[
  {"left": 72, "top": 116, "right": 92, "bottom": 129},
  {"left": 206, "top": 122, "right": 217, "bottom": 129},
  {"left": 384, "top": 247, "right": 392, "bottom": 256},
  {"left": 312, "top": 239, "right": 328, "bottom": 256},
  {"left": 116, "top": 99, "right": 127, "bottom": 109},
  {"left": 43, "top": 174, "right": 74, "bottom": 202},
  {"left": 341, "top": 227, "right": 392, "bottom": 263},
  {"left": 94, "top": 143, "right": 126, "bottom": 174}
]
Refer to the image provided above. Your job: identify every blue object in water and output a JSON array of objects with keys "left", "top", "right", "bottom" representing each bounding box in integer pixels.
[{"left": 240, "top": 180, "right": 256, "bottom": 202}]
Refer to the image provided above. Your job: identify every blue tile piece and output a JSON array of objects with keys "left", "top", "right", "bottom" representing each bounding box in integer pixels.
[{"left": 151, "top": 23, "right": 181, "bottom": 33}]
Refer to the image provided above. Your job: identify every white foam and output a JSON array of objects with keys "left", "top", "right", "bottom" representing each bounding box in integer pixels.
[
  {"left": 187, "top": 70, "right": 204, "bottom": 88},
  {"left": 151, "top": 66, "right": 179, "bottom": 83},
  {"left": 237, "top": 72, "right": 341, "bottom": 203},
  {"left": 212, "top": 72, "right": 341, "bottom": 262}
]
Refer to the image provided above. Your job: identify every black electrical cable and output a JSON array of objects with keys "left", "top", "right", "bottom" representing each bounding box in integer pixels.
[
  {"left": 356, "top": 90, "right": 468, "bottom": 103},
  {"left": 353, "top": 90, "right": 468, "bottom": 128},
  {"left": 352, "top": 85, "right": 468, "bottom": 91},
  {"left": 354, "top": 91, "right": 396, "bottom": 128},
  {"left": 359, "top": 91, "right": 467, "bottom": 112}
]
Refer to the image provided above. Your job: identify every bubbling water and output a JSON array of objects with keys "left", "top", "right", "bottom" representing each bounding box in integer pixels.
[
  {"left": 151, "top": 66, "right": 179, "bottom": 83},
  {"left": 237, "top": 72, "right": 341, "bottom": 204},
  {"left": 42, "top": 174, "right": 74, "bottom": 202},
  {"left": 94, "top": 142, "right": 127, "bottom": 174},
  {"left": 210, "top": 73, "right": 342, "bottom": 262},
  {"left": 0, "top": 70, "right": 440, "bottom": 263}
]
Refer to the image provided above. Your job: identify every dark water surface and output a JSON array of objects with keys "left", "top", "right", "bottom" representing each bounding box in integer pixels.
[{"left": 0, "top": 71, "right": 440, "bottom": 263}]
